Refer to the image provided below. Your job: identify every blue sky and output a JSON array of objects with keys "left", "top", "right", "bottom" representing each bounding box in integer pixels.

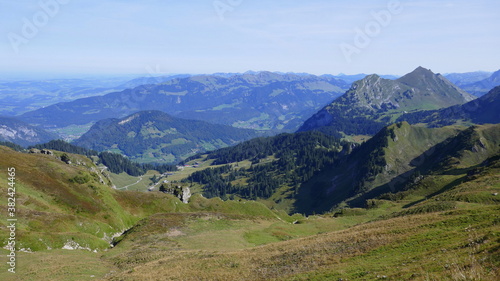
[{"left": 1, "top": 0, "right": 499, "bottom": 78}]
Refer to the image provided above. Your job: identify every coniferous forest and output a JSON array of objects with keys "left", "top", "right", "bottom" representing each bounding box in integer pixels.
[{"left": 185, "top": 131, "right": 346, "bottom": 200}]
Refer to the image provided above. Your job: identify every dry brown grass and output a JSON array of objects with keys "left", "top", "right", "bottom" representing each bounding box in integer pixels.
[{"left": 102, "top": 214, "right": 432, "bottom": 280}]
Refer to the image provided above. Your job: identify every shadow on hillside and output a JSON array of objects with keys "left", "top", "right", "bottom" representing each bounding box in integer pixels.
[{"left": 402, "top": 177, "right": 466, "bottom": 208}]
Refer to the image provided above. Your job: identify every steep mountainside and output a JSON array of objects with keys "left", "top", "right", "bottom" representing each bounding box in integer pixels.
[
  {"left": 0, "top": 116, "right": 57, "bottom": 146},
  {"left": 461, "top": 69, "right": 500, "bottom": 97},
  {"left": 398, "top": 86, "right": 500, "bottom": 127},
  {"left": 0, "top": 146, "right": 137, "bottom": 251},
  {"left": 73, "top": 110, "right": 262, "bottom": 163},
  {"left": 298, "top": 67, "right": 476, "bottom": 137},
  {"left": 19, "top": 72, "right": 349, "bottom": 132},
  {"left": 296, "top": 122, "right": 500, "bottom": 213}
]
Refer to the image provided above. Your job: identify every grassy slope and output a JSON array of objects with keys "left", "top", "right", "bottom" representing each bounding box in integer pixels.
[
  {"left": 0, "top": 147, "right": 137, "bottom": 251},
  {"left": 0, "top": 136, "right": 499, "bottom": 280}
]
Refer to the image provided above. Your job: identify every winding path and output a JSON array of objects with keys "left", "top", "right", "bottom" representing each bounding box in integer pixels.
[{"left": 116, "top": 176, "right": 143, "bottom": 190}]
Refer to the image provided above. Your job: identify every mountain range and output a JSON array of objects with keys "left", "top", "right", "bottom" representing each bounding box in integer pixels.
[
  {"left": 296, "top": 122, "right": 500, "bottom": 213},
  {"left": 19, "top": 72, "right": 350, "bottom": 133},
  {"left": 3, "top": 67, "right": 499, "bottom": 152},
  {"left": 444, "top": 71, "right": 493, "bottom": 87},
  {"left": 460, "top": 69, "right": 500, "bottom": 96}
]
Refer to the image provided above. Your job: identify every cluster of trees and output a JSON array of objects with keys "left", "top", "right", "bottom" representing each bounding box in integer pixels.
[
  {"left": 198, "top": 131, "right": 343, "bottom": 164},
  {"left": 186, "top": 164, "right": 283, "bottom": 200},
  {"left": 98, "top": 152, "right": 145, "bottom": 176},
  {"left": 32, "top": 140, "right": 98, "bottom": 157},
  {"left": 185, "top": 131, "right": 345, "bottom": 200},
  {"left": 317, "top": 107, "right": 387, "bottom": 137},
  {"left": 31, "top": 140, "right": 176, "bottom": 176},
  {"left": 0, "top": 141, "right": 24, "bottom": 151},
  {"left": 396, "top": 107, "right": 458, "bottom": 127}
]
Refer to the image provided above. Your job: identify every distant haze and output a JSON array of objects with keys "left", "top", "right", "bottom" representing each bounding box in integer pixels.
[{"left": 1, "top": 0, "right": 499, "bottom": 78}]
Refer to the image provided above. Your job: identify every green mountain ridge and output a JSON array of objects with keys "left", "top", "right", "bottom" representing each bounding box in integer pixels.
[
  {"left": 298, "top": 122, "right": 500, "bottom": 213},
  {"left": 182, "top": 131, "right": 345, "bottom": 212},
  {"left": 73, "top": 110, "right": 262, "bottom": 164},
  {"left": 0, "top": 145, "right": 289, "bottom": 253}
]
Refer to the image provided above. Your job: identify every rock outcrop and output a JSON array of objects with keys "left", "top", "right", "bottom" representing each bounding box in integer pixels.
[{"left": 160, "top": 184, "right": 191, "bottom": 203}]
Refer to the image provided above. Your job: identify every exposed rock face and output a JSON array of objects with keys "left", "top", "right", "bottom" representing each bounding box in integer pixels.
[
  {"left": 180, "top": 187, "right": 191, "bottom": 204},
  {"left": 40, "top": 149, "right": 53, "bottom": 155},
  {"left": 31, "top": 148, "right": 55, "bottom": 156},
  {"left": 0, "top": 116, "right": 57, "bottom": 146},
  {"left": 60, "top": 153, "right": 71, "bottom": 164},
  {"left": 160, "top": 184, "right": 191, "bottom": 203}
]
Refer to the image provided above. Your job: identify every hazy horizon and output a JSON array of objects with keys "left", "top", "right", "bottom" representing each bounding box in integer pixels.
[{"left": 0, "top": 68, "right": 496, "bottom": 82}]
